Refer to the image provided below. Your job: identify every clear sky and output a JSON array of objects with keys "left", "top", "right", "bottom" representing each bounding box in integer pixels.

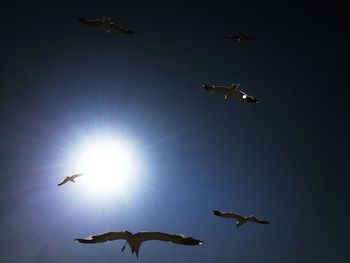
[{"left": 0, "top": 1, "right": 349, "bottom": 262}]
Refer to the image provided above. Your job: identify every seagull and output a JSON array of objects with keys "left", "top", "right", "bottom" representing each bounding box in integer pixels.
[
  {"left": 75, "top": 231, "right": 202, "bottom": 258},
  {"left": 57, "top": 173, "right": 83, "bottom": 186},
  {"left": 224, "top": 33, "right": 258, "bottom": 42},
  {"left": 79, "top": 17, "right": 135, "bottom": 35},
  {"left": 212, "top": 210, "right": 270, "bottom": 229},
  {"left": 203, "top": 83, "right": 258, "bottom": 104}
]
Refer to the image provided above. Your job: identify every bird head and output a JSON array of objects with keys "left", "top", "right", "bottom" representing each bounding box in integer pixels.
[
  {"left": 124, "top": 230, "right": 133, "bottom": 236},
  {"left": 236, "top": 222, "right": 241, "bottom": 230}
]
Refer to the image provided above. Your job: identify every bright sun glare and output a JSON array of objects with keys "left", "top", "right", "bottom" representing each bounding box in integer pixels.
[{"left": 77, "top": 138, "right": 136, "bottom": 197}]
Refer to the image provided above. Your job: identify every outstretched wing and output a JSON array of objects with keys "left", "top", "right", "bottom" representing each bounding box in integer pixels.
[
  {"left": 255, "top": 219, "right": 270, "bottom": 224},
  {"left": 212, "top": 210, "right": 245, "bottom": 221},
  {"left": 136, "top": 232, "right": 202, "bottom": 246},
  {"left": 57, "top": 177, "right": 69, "bottom": 186},
  {"left": 79, "top": 17, "right": 104, "bottom": 27},
  {"left": 242, "top": 34, "right": 258, "bottom": 40},
  {"left": 224, "top": 34, "right": 239, "bottom": 40},
  {"left": 247, "top": 216, "right": 270, "bottom": 224},
  {"left": 110, "top": 22, "right": 135, "bottom": 35},
  {"left": 75, "top": 231, "right": 129, "bottom": 244},
  {"left": 71, "top": 173, "right": 84, "bottom": 180}
]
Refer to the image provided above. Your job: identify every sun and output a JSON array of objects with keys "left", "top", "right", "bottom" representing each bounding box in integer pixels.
[{"left": 77, "top": 138, "right": 136, "bottom": 197}]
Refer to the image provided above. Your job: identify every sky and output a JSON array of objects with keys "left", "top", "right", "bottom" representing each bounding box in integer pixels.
[{"left": 0, "top": 0, "right": 349, "bottom": 262}]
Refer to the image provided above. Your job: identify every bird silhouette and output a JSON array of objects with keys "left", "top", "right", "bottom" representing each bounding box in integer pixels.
[
  {"left": 212, "top": 210, "right": 270, "bottom": 229},
  {"left": 79, "top": 17, "right": 135, "bottom": 35},
  {"left": 57, "top": 173, "right": 83, "bottom": 186},
  {"left": 203, "top": 83, "right": 258, "bottom": 104},
  {"left": 75, "top": 230, "right": 202, "bottom": 258}
]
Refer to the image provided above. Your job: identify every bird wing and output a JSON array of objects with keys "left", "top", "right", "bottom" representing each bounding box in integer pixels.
[
  {"left": 71, "top": 173, "right": 84, "bottom": 180},
  {"left": 136, "top": 232, "right": 202, "bottom": 246},
  {"left": 209, "top": 86, "right": 230, "bottom": 94},
  {"left": 57, "top": 177, "right": 70, "bottom": 186},
  {"left": 75, "top": 231, "right": 129, "bottom": 244},
  {"left": 255, "top": 219, "right": 270, "bottom": 224},
  {"left": 212, "top": 210, "right": 245, "bottom": 220},
  {"left": 247, "top": 216, "right": 270, "bottom": 224},
  {"left": 224, "top": 34, "right": 238, "bottom": 39},
  {"left": 242, "top": 34, "right": 258, "bottom": 40},
  {"left": 110, "top": 22, "right": 135, "bottom": 35},
  {"left": 79, "top": 17, "right": 104, "bottom": 27}
]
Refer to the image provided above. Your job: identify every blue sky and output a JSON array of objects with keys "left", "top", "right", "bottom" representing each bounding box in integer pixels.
[{"left": 0, "top": 1, "right": 349, "bottom": 262}]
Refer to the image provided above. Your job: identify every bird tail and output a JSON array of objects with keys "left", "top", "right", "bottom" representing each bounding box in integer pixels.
[{"left": 131, "top": 248, "right": 139, "bottom": 259}]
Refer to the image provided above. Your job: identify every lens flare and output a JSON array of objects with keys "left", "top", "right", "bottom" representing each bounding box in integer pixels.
[{"left": 77, "top": 139, "right": 135, "bottom": 197}]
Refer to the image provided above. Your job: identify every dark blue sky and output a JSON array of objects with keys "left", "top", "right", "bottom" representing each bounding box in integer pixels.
[{"left": 0, "top": 1, "right": 349, "bottom": 262}]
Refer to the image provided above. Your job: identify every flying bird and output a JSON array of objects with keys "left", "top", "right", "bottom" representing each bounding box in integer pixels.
[
  {"left": 224, "top": 33, "right": 258, "bottom": 42},
  {"left": 57, "top": 173, "right": 83, "bottom": 186},
  {"left": 213, "top": 210, "right": 270, "bottom": 229},
  {"left": 75, "top": 231, "right": 202, "bottom": 258},
  {"left": 79, "top": 17, "right": 135, "bottom": 35},
  {"left": 203, "top": 83, "right": 258, "bottom": 104}
]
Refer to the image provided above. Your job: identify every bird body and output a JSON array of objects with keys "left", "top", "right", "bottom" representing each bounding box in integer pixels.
[
  {"left": 203, "top": 84, "right": 258, "bottom": 104},
  {"left": 79, "top": 17, "right": 135, "bottom": 35},
  {"left": 75, "top": 231, "right": 202, "bottom": 258},
  {"left": 57, "top": 173, "right": 83, "bottom": 186},
  {"left": 213, "top": 210, "right": 270, "bottom": 229}
]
